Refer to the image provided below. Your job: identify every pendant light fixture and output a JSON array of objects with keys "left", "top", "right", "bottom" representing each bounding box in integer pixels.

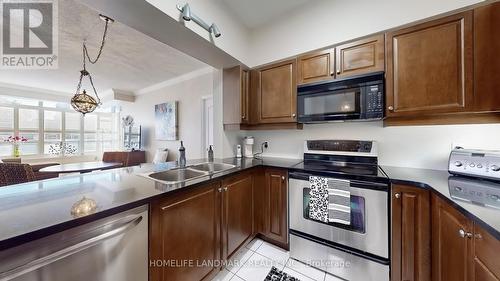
[{"left": 71, "top": 14, "right": 114, "bottom": 115}]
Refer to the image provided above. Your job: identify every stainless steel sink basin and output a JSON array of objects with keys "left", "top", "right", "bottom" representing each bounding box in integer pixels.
[
  {"left": 148, "top": 168, "right": 207, "bottom": 184},
  {"left": 190, "top": 162, "right": 236, "bottom": 173}
]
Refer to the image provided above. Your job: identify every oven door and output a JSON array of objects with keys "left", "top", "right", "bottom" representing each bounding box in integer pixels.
[
  {"left": 289, "top": 175, "right": 389, "bottom": 259},
  {"left": 297, "top": 86, "right": 361, "bottom": 123}
]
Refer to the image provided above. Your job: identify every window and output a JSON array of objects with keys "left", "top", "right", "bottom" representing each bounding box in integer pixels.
[{"left": 0, "top": 95, "right": 119, "bottom": 157}]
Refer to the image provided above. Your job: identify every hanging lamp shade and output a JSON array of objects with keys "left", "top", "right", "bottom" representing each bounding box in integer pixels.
[{"left": 71, "top": 90, "right": 98, "bottom": 114}]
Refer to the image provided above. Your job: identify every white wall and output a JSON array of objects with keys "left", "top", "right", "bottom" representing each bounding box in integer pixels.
[
  {"left": 240, "top": 122, "right": 500, "bottom": 171},
  {"left": 120, "top": 69, "right": 215, "bottom": 162},
  {"left": 248, "top": 0, "right": 484, "bottom": 66},
  {"left": 145, "top": 0, "right": 251, "bottom": 65}
]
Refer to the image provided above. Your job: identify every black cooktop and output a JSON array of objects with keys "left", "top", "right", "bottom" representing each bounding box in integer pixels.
[{"left": 290, "top": 153, "right": 389, "bottom": 183}]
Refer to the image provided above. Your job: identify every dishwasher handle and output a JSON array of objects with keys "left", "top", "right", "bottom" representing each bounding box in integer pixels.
[{"left": 0, "top": 214, "right": 143, "bottom": 281}]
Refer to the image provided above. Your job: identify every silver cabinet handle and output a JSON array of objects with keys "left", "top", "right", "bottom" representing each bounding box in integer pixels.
[
  {"left": 281, "top": 176, "right": 285, "bottom": 181},
  {"left": 223, "top": 187, "right": 228, "bottom": 191},
  {"left": 394, "top": 193, "right": 401, "bottom": 199},
  {"left": 242, "top": 115, "right": 245, "bottom": 119},
  {"left": 475, "top": 233, "right": 483, "bottom": 240},
  {"left": 459, "top": 229, "right": 472, "bottom": 238},
  {"left": 388, "top": 106, "right": 394, "bottom": 111},
  {"left": 218, "top": 187, "right": 223, "bottom": 192},
  {"left": 336, "top": 70, "right": 341, "bottom": 74},
  {"left": 330, "top": 71, "right": 334, "bottom": 76},
  {"left": 292, "top": 113, "right": 296, "bottom": 118},
  {"left": 0, "top": 214, "right": 143, "bottom": 281}
]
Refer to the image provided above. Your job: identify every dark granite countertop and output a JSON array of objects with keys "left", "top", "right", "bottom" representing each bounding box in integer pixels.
[
  {"left": 0, "top": 157, "right": 301, "bottom": 251},
  {"left": 3, "top": 158, "right": 499, "bottom": 251},
  {"left": 382, "top": 165, "right": 500, "bottom": 240}
]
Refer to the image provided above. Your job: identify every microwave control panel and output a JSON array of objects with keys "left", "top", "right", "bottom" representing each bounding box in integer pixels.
[{"left": 364, "top": 84, "right": 384, "bottom": 119}]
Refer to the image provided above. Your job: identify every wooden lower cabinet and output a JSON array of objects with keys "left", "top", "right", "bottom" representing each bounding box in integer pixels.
[
  {"left": 391, "top": 184, "right": 431, "bottom": 281},
  {"left": 253, "top": 168, "right": 289, "bottom": 247},
  {"left": 150, "top": 182, "right": 221, "bottom": 281},
  {"left": 432, "top": 193, "right": 473, "bottom": 281},
  {"left": 221, "top": 172, "right": 254, "bottom": 259},
  {"left": 472, "top": 224, "right": 500, "bottom": 281}
]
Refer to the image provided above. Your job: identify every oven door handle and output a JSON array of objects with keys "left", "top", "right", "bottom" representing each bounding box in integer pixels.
[{"left": 0, "top": 214, "right": 143, "bottom": 281}]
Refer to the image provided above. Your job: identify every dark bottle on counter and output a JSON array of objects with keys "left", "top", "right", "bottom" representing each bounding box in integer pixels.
[
  {"left": 179, "top": 141, "right": 186, "bottom": 167},
  {"left": 208, "top": 145, "right": 214, "bottom": 162}
]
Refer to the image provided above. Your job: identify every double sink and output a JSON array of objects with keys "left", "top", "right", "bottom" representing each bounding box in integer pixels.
[{"left": 144, "top": 162, "right": 237, "bottom": 185}]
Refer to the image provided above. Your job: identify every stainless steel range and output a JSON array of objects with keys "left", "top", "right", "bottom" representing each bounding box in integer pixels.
[{"left": 289, "top": 140, "right": 390, "bottom": 281}]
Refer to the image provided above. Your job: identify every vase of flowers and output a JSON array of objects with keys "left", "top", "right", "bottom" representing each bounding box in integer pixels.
[{"left": 4, "top": 136, "right": 28, "bottom": 157}]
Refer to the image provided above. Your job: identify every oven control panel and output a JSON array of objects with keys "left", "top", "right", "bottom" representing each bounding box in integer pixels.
[{"left": 449, "top": 148, "right": 500, "bottom": 180}]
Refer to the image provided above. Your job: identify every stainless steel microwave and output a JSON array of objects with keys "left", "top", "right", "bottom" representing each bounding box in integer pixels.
[{"left": 297, "top": 72, "right": 385, "bottom": 123}]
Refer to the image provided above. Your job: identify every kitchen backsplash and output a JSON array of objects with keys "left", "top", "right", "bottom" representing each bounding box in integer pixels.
[{"left": 227, "top": 121, "right": 500, "bottom": 171}]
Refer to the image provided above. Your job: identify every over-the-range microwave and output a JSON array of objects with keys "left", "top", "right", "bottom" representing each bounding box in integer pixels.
[{"left": 297, "top": 72, "right": 385, "bottom": 123}]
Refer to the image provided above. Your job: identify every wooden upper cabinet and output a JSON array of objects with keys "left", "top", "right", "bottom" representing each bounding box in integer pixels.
[
  {"left": 474, "top": 2, "right": 500, "bottom": 112},
  {"left": 150, "top": 183, "right": 221, "bottom": 281},
  {"left": 223, "top": 66, "right": 250, "bottom": 127},
  {"left": 472, "top": 224, "right": 500, "bottom": 281},
  {"left": 386, "top": 11, "right": 473, "bottom": 117},
  {"left": 431, "top": 194, "right": 473, "bottom": 281},
  {"left": 336, "top": 34, "right": 385, "bottom": 78},
  {"left": 391, "top": 185, "right": 431, "bottom": 281},
  {"left": 297, "top": 49, "right": 335, "bottom": 85},
  {"left": 222, "top": 172, "right": 254, "bottom": 259},
  {"left": 255, "top": 59, "right": 297, "bottom": 124}
]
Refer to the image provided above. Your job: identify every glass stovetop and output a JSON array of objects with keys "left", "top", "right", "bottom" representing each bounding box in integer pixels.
[{"left": 292, "top": 160, "right": 386, "bottom": 178}]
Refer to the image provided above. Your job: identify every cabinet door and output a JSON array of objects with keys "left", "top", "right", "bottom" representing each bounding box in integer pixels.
[
  {"left": 241, "top": 69, "right": 250, "bottom": 124},
  {"left": 335, "top": 34, "right": 384, "bottom": 78},
  {"left": 386, "top": 11, "right": 473, "bottom": 117},
  {"left": 431, "top": 194, "right": 473, "bottom": 281},
  {"left": 222, "top": 173, "right": 253, "bottom": 259},
  {"left": 472, "top": 224, "right": 500, "bottom": 281},
  {"left": 474, "top": 2, "right": 500, "bottom": 112},
  {"left": 297, "top": 49, "right": 335, "bottom": 85},
  {"left": 256, "top": 59, "right": 297, "bottom": 124},
  {"left": 150, "top": 183, "right": 221, "bottom": 281},
  {"left": 264, "top": 169, "right": 288, "bottom": 245},
  {"left": 391, "top": 185, "right": 431, "bottom": 281}
]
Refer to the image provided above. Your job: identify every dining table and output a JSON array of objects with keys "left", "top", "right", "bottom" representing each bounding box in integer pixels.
[{"left": 39, "top": 161, "right": 123, "bottom": 174}]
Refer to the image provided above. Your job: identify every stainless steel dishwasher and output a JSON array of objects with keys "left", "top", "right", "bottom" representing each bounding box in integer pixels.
[{"left": 0, "top": 205, "right": 148, "bottom": 281}]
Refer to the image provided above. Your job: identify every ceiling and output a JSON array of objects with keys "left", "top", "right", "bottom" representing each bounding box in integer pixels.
[
  {"left": 221, "top": 0, "right": 310, "bottom": 29},
  {"left": 0, "top": 0, "right": 208, "bottom": 96}
]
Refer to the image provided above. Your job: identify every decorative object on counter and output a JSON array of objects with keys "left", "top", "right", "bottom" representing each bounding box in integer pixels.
[
  {"left": 176, "top": 3, "right": 221, "bottom": 38},
  {"left": 178, "top": 141, "right": 186, "bottom": 167},
  {"left": 48, "top": 142, "right": 77, "bottom": 156},
  {"left": 235, "top": 144, "right": 242, "bottom": 158},
  {"left": 207, "top": 145, "right": 214, "bottom": 162},
  {"left": 243, "top": 136, "right": 254, "bottom": 158},
  {"left": 265, "top": 266, "right": 300, "bottom": 281},
  {"left": 3, "top": 136, "right": 28, "bottom": 157},
  {"left": 70, "top": 196, "right": 97, "bottom": 218},
  {"left": 155, "top": 101, "right": 178, "bottom": 140},
  {"left": 71, "top": 14, "right": 114, "bottom": 115}
]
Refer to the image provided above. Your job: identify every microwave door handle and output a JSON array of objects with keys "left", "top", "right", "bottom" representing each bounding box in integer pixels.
[{"left": 0, "top": 214, "right": 143, "bottom": 281}]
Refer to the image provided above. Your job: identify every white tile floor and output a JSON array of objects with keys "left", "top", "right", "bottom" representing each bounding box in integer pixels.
[{"left": 211, "top": 238, "right": 343, "bottom": 281}]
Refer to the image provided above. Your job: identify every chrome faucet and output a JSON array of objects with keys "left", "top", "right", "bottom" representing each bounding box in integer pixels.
[
  {"left": 208, "top": 145, "right": 214, "bottom": 162},
  {"left": 178, "top": 141, "right": 186, "bottom": 168}
]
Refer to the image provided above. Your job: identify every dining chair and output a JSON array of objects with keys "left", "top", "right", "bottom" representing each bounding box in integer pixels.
[{"left": 0, "top": 163, "right": 36, "bottom": 187}]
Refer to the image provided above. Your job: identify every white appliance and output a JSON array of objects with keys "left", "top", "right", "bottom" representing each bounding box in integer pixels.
[
  {"left": 449, "top": 148, "right": 500, "bottom": 180},
  {"left": 0, "top": 205, "right": 148, "bottom": 281},
  {"left": 243, "top": 136, "right": 254, "bottom": 158}
]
